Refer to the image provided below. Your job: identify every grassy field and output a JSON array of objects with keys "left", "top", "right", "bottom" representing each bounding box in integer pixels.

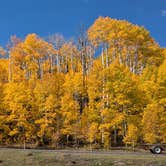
[{"left": 0, "top": 148, "right": 166, "bottom": 166}]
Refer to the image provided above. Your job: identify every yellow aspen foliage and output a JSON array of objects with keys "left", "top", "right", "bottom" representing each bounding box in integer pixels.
[
  {"left": 142, "top": 103, "right": 165, "bottom": 144},
  {"left": 0, "top": 59, "right": 8, "bottom": 83},
  {"left": 88, "top": 122, "right": 99, "bottom": 144},
  {"left": 124, "top": 124, "right": 139, "bottom": 146},
  {"left": 0, "top": 17, "right": 165, "bottom": 148}
]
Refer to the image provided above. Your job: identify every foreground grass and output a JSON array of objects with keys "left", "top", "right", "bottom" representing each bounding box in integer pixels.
[{"left": 0, "top": 148, "right": 165, "bottom": 166}]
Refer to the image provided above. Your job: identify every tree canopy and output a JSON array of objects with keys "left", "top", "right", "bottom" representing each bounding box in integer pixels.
[{"left": 0, "top": 17, "right": 165, "bottom": 148}]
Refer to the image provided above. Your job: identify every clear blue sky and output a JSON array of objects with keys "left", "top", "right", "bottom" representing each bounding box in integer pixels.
[{"left": 0, "top": 0, "right": 165, "bottom": 47}]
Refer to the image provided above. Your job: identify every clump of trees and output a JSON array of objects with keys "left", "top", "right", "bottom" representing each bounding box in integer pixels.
[{"left": 0, "top": 17, "right": 165, "bottom": 148}]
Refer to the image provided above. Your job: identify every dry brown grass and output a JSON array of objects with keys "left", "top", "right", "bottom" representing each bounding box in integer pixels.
[{"left": 0, "top": 148, "right": 165, "bottom": 166}]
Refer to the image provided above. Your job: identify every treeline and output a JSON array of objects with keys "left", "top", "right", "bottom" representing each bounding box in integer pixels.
[{"left": 0, "top": 17, "right": 165, "bottom": 148}]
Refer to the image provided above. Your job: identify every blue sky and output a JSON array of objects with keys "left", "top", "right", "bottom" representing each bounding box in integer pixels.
[{"left": 0, "top": 0, "right": 165, "bottom": 47}]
